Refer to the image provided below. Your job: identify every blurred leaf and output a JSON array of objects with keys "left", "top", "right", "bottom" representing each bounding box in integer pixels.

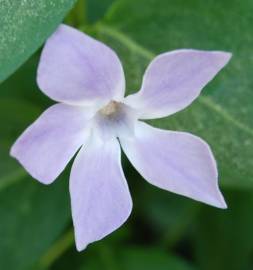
[
  {"left": 36, "top": 229, "right": 75, "bottom": 270},
  {"left": 51, "top": 225, "right": 132, "bottom": 270},
  {"left": 193, "top": 190, "right": 253, "bottom": 270},
  {"left": 0, "top": 176, "right": 70, "bottom": 270},
  {"left": 137, "top": 186, "right": 200, "bottom": 248},
  {"left": 0, "top": 142, "right": 25, "bottom": 192},
  {"left": 0, "top": 54, "right": 50, "bottom": 107},
  {"left": 86, "top": 0, "right": 114, "bottom": 23},
  {"left": 0, "top": 0, "right": 77, "bottom": 83},
  {"left": 120, "top": 247, "right": 196, "bottom": 270},
  {"left": 0, "top": 98, "right": 40, "bottom": 140},
  {"left": 93, "top": 0, "right": 253, "bottom": 188},
  {"left": 78, "top": 246, "right": 196, "bottom": 270}
]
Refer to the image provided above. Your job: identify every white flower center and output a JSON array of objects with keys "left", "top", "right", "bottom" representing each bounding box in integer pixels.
[
  {"left": 94, "top": 100, "right": 137, "bottom": 141},
  {"left": 99, "top": 101, "right": 120, "bottom": 117}
]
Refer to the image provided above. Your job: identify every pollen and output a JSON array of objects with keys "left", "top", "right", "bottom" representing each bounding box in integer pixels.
[{"left": 99, "top": 101, "right": 120, "bottom": 116}]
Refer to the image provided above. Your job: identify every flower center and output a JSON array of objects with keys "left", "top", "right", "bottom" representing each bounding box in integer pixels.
[
  {"left": 94, "top": 100, "right": 137, "bottom": 141},
  {"left": 99, "top": 101, "right": 120, "bottom": 117}
]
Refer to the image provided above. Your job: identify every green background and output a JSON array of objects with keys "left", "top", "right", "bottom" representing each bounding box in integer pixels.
[{"left": 0, "top": 0, "right": 253, "bottom": 269}]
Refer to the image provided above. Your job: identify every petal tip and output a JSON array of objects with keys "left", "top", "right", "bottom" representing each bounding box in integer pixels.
[
  {"left": 10, "top": 145, "right": 55, "bottom": 186},
  {"left": 210, "top": 191, "right": 228, "bottom": 209},
  {"left": 75, "top": 241, "right": 88, "bottom": 252},
  {"left": 10, "top": 138, "right": 20, "bottom": 157},
  {"left": 9, "top": 145, "right": 16, "bottom": 158},
  {"left": 219, "top": 51, "right": 232, "bottom": 64},
  {"left": 211, "top": 50, "right": 232, "bottom": 68},
  {"left": 214, "top": 199, "right": 228, "bottom": 209},
  {"left": 217, "top": 196, "right": 228, "bottom": 209},
  {"left": 200, "top": 191, "right": 227, "bottom": 209},
  {"left": 37, "top": 22, "right": 125, "bottom": 104}
]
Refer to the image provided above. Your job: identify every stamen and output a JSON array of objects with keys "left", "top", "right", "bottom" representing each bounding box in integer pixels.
[{"left": 99, "top": 101, "right": 120, "bottom": 116}]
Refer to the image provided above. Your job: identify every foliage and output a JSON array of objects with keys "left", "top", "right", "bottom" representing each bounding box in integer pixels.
[{"left": 0, "top": 0, "right": 253, "bottom": 269}]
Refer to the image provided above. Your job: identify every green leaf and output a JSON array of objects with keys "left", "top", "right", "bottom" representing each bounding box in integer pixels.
[
  {"left": 94, "top": 0, "right": 253, "bottom": 188},
  {"left": 0, "top": 175, "right": 70, "bottom": 270},
  {"left": 137, "top": 185, "right": 200, "bottom": 248},
  {"left": 193, "top": 190, "right": 253, "bottom": 270},
  {"left": 86, "top": 0, "right": 114, "bottom": 23},
  {"left": 78, "top": 246, "right": 196, "bottom": 270},
  {"left": 0, "top": 0, "right": 77, "bottom": 83},
  {"left": 120, "top": 247, "right": 196, "bottom": 270},
  {"left": 0, "top": 142, "right": 25, "bottom": 192},
  {"left": 0, "top": 53, "right": 50, "bottom": 107},
  {"left": 0, "top": 98, "right": 40, "bottom": 140},
  {"left": 35, "top": 229, "right": 75, "bottom": 270}
]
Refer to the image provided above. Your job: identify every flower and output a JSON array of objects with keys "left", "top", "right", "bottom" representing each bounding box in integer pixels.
[{"left": 10, "top": 24, "right": 231, "bottom": 251}]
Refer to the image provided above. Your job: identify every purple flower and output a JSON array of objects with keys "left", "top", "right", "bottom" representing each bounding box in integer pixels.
[{"left": 11, "top": 24, "right": 231, "bottom": 251}]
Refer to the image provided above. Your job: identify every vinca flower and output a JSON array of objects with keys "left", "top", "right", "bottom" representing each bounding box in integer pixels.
[{"left": 11, "top": 24, "right": 231, "bottom": 251}]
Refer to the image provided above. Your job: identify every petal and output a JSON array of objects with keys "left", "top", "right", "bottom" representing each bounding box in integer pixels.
[
  {"left": 120, "top": 121, "right": 226, "bottom": 208},
  {"left": 37, "top": 24, "right": 125, "bottom": 105},
  {"left": 125, "top": 49, "right": 231, "bottom": 119},
  {"left": 70, "top": 137, "right": 132, "bottom": 251},
  {"left": 11, "top": 104, "right": 90, "bottom": 184}
]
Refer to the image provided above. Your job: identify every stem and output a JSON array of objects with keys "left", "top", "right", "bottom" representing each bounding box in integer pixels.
[
  {"left": 36, "top": 229, "right": 75, "bottom": 270},
  {"left": 65, "top": 0, "right": 87, "bottom": 27},
  {"left": 76, "top": 0, "right": 86, "bottom": 26}
]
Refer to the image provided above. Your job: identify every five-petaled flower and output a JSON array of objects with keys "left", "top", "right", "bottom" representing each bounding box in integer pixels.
[{"left": 11, "top": 24, "right": 231, "bottom": 251}]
